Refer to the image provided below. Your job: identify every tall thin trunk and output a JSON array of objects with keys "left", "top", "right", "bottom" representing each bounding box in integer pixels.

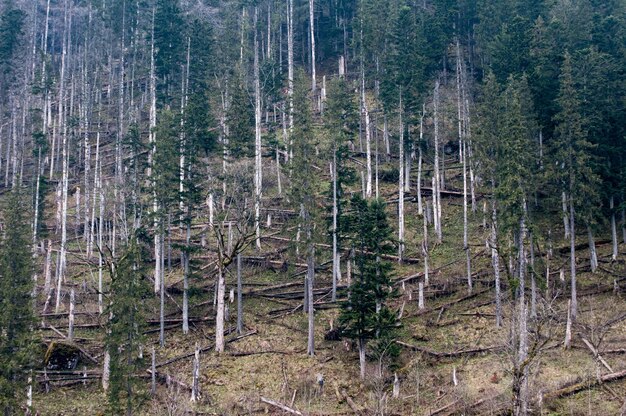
[
  {"left": 216, "top": 265, "right": 226, "bottom": 353},
  {"left": 362, "top": 70, "right": 372, "bottom": 198},
  {"left": 398, "top": 99, "right": 405, "bottom": 262},
  {"left": 254, "top": 8, "right": 263, "bottom": 250},
  {"left": 569, "top": 193, "right": 577, "bottom": 322},
  {"left": 422, "top": 206, "right": 429, "bottom": 286},
  {"left": 491, "top": 201, "right": 502, "bottom": 327},
  {"left": 417, "top": 107, "right": 424, "bottom": 216},
  {"left": 309, "top": 0, "right": 316, "bottom": 91},
  {"left": 588, "top": 226, "right": 598, "bottom": 273},
  {"left": 237, "top": 253, "right": 243, "bottom": 334},
  {"left": 332, "top": 150, "right": 338, "bottom": 302},
  {"left": 287, "top": 0, "right": 294, "bottom": 159},
  {"left": 433, "top": 81, "right": 442, "bottom": 243},
  {"left": 149, "top": 9, "right": 160, "bottom": 294},
  {"left": 463, "top": 139, "right": 471, "bottom": 294},
  {"left": 307, "top": 243, "right": 315, "bottom": 356},
  {"left": 610, "top": 196, "right": 618, "bottom": 261}
]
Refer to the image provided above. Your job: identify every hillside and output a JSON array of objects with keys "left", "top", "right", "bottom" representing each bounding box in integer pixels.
[{"left": 0, "top": 1, "right": 625, "bottom": 415}]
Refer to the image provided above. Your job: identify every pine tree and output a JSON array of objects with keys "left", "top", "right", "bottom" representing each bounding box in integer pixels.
[
  {"left": 551, "top": 52, "right": 600, "bottom": 322},
  {"left": 339, "top": 196, "right": 399, "bottom": 379},
  {"left": 324, "top": 78, "right": 358, "bottom": 301},
  {"left": 106, "top": 233, "right": 151, "bottom": 416},
  {"left": 0, "top": 189, "right": 37, "bottom": 414},
  {"left": 290, "top": 69, "right": 318, "bottom": 356}
]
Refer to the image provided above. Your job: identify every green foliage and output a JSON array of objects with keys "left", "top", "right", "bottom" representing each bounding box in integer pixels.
[
  {"left": 227, "top": 72, "right": 255, "bottom": 157},
  {"left": 550, "top": 52, "right": 601, "bottom": 224},
  {"left": 339, "top": 196, "right": 399, "bottom": 365},
  {"left": 0, "top": 1, "right": 25, "bottom": 70},
  {"left": 153, "top": 109, "right": 182, "bottom": 222},
  {"left": 106, "top": 233, "right": 151, "bottom": 415},
  {"left": 290, "top": 69, "right": 318, "bottom": 251},
  {"left": 324, "top": 78, "right": 358, "bottom": 248},
  {"left": 154, "top": 0, "right": 185, "bottom": 104},
  {"left": 0, "top": 189, "right": 37, "bottom": 414}
]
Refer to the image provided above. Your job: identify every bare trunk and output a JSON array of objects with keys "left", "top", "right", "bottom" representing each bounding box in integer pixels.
[
  {"left": 433, "top": 81, "right": 442, "bottom": 243},
  {"left": 216, "top": 266, "right": 226, "bottom": 353},
  {"left": 254, "top": 8, "right": 263, "bottom": 250},
  {"left": 68, "top": 289, "right": 75, "bottom": 340},
  {"left": 307, "top": 244, "right": 315, "bottom": 356},
  {"left": 359, "top": 337, "right": 366, "bottom": 379},
  {"left": 237, "top": 253, "right": 243, "bottom": 334},
  {"left": 398, "top": 103, "right": 404, "bottom": 262},
  {"left": 191, "top": 343, "right": 200, "bottom": 401},
  {"left": 491, "top": 201, "right": 502, "bottom": 327},
  {"left": 287, "top": 0, "right": 294, "bottom": 159},
  {"left": 610, "top": 196, "right": 618, "bottom": 261},
  {"left": 332, "top": 151, "right": 338, "bottom": 302},
  {"left": 569, "top": 195, "right": 577, "bottom": 322},
  {"left": 308, "top": 0, "right": 316, "bottom": 91},
  {"left": 362, "top": 71, "right": 372, "bottom": 198},
  {"left": 588, "top": 226, "right": 598, "bottom": 273}
]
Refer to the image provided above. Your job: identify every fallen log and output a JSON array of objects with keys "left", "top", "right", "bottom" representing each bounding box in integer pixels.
[
  {"left": 155, "top": 330, "right": 257, "bottom": 368},
  {"left": 542, "top": 368, "right": 626, "bottom": 401},
  {"left": 396, "top": 340, "right": 504, "bottom": 358},
  {"left": 260, "top": 397, "right": 303, "bottom": 415}
]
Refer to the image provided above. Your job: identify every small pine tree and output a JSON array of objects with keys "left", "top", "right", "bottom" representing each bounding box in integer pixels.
[
  {"left": 339, "top": 196, "right": 399, "bottom": 378},
  {"left": 106, "top": 233, "right": 151, "bottom": 415},
  {"left": 0, "top": 189, "right": 37, "bottom": 414}
]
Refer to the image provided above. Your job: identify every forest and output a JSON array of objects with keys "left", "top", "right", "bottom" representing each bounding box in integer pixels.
[{"left": 0, "top": 0, "right": 625, "bottom": 414}]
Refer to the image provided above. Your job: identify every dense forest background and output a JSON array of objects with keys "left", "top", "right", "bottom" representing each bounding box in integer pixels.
[{"left": 0, "top": 0, "right": 625, "bottom": 414}]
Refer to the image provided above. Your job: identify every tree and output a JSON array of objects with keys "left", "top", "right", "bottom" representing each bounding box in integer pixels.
[
  {"left": 324, "top": 78, "right": 358, "bottom": 302},
  {"left": 0, "top": 189, "right": 37, "bottom": 414},
  {"left": 339, "top": 196, "right": 398, "bottom": 379},
  {"left": 105, "top": 234, "right": 150, "bottom": 416},
  {"left": 551, "top": 52, "right": 600, "bottom": 322},
  {"left": 290, "top": 70, "right": 318, "bottom": 356}
]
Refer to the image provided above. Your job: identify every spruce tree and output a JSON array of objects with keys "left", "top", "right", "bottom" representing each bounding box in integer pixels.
[
  {"left": 106, "top": 233, "right": 151, "bottom": 416},
  {"left": 0, "top": 189, "right": 37, "bottom": 414},
  {"left": 339, "top": 196, "right": 398, "bottom": 379},
  {"left": 551, "top": 52, "right": 600, "bottom": 321}
]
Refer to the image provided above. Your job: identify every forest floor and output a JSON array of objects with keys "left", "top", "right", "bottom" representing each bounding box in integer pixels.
[{"left": 31, "top": 155, "right": 626, "bottom": 415}]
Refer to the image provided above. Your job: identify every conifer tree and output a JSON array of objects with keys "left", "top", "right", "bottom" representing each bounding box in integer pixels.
[
  {"left": 290, "top": 70, "right": 318, "bottom": 355},
  {"left": 339, "top": 196, "right": 398, "bottom": 379},
  {"left": 551, "top": 52, "right": 600, "bottom": 322},
  {"left": 106, "top": 234, "right": 150, "bottom": 416},
  {"left": 325, "top": 78, "right": 358, "bottom": 301},
  {"left": 0, "top": 189, "right": 37, "bottom": 414}
]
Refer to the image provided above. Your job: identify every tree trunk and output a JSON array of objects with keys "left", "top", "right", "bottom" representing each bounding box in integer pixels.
[
  {"left": 491, "top": 201, "right": 502, "bottom": 327},
  {"left": 216, "top": 266, "right": 226, "bottom": 353},
  {"left": 332, "top": 151, "right": 338, "bottom": 302},
  {"left": 362, "top": 70, "right": 372, "bottom": 198},
  {"left": 254, "top": 7, "right": 263, "bottom": 250},
  {"left": 307, "top": 243, "right": 315, "bottom": 356},
  {"left": 359, "top": 337, "right": 366, "bottom": 379},
  {"left": 398, "top": 103, "right": 405, "bottom": 262},
  {"left": 569, "top": 195, "right": 577, "bottom": 322},
  {"left": 191, "top": 343, "right": 200, "bottom": 401},
  {"left": 610, "top": 196, "right": 618, "bottom": 261},
  {"left": 588, "top": 226, "right": 598, "bottom": 273},
  {"left": 433, "top": 81, "right": 442, "bottom": 243},
  {"left": 287, "top": 0, "right": 294, "bottom": 159},
  {"left": 308, "top": 0, "right": 316, "bottom": 91},
  {"left": 237, "top": 253, "right": 243, "bottom": 334}
]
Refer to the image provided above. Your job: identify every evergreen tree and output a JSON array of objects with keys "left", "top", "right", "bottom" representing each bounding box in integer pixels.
[
  {"left": 106, "top": 233, "right": 151, "bottom": 415},
  {"left": 551, "top": 52, "right": 600, "bottom": 321},
  {"left": 154, "top": 0, "right": 185, "bottom": 104},
  {"left": 226, "top": 71, "right": 255, "bottom": 158},
  {"left": 0, "top": 189, "right": 37, "bottom": 414},
  {"left": 339, "top": 196, "right": 398, "bottom": 379}
]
